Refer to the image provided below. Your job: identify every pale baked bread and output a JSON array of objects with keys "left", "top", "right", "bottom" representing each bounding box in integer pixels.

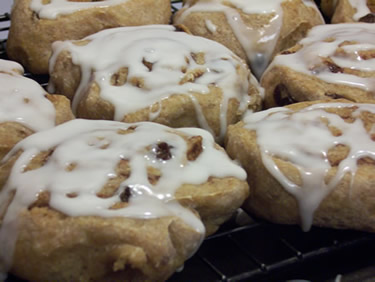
[
  {"left": 0, "top": 59, "right": 74, "bottom": 161},
  {"left": 0, "top": 119, "right": 249, "bottom": 281},
  {"left": 6, "top": 0, "right": 171, "bottom": 74},
  {"left": 261, "top": 23, "right": 375, "bottom": 108},
  {"left": 48, "top": 25, "right": 262, "bottom": 143},
  {"left": 321, "top": 0, "right": 375, "bottom": 23},
  {"left": 173, "top": 0, "right": 324, "bottom": 78},
  {"left": 225, "top": 99, "right": 375, "bottom": 232}
]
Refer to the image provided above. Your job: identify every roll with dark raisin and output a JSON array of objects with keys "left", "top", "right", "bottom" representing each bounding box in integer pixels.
[
  {"left": 261, "top": 23, "right": 375, "bottom": 108},
  {"left": 0, "top": 119, "right": 249, "bottom": 281}
]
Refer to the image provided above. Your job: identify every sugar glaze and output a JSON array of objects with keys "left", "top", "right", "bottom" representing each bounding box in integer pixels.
[{"left": 0, "top": 59, "right": 56, "bottom": 132}]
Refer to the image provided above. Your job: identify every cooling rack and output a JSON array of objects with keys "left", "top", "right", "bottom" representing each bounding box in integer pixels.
[{"left": 1, "top": 1, "right": 375, "bottom": 281}]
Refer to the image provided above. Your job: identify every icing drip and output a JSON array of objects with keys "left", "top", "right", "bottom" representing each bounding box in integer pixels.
[
  {"left": 269, "top": 23, "right": 375, "bottom": 94},
  {"left": 175, "top": 0, "right": 321, "bottom": 79},
  {"left": 0, "top": 61, "right": 56, "bottom": 132},
  {"left": 30, "top": 0, "right": 129, "bottom": 19},
  {"left": 205, "top": 19, "right": 217, "bottom": 33},
  {"left": 49, "top": 25, "right": 253, "bottom": 142},
  {"left": 348, "top": 0, "right": 371, "bottom": 20},
  {"left": 244, "top": 103, "right": 375, "bottom": 231},
  {"left": 0, "top": 119, "right": 247, "bottom": 275}
]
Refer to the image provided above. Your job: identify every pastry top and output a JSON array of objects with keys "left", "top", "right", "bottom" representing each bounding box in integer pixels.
[
  {"left": 175, "top": 0, "right": 323, "bottom": 78},
  {"left": 267, "top": 23, "right": 375, "bottom": 95},
  {"left": 0, "top": 119, "right": 247, "bottom": 275},
  {"left": 49, "top": 25, "right": 260, "bottom": 141},
  {"left": 241, "top": 100, "right": 375, "bottom": 231},
  {"left": 0, "top": 60, "right": 56, "bottom": 132},
  {"left": 30, "top": 0, "right": 132, "bottom": 19}
]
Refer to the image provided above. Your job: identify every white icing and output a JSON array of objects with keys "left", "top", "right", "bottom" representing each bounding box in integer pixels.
[
  {"left": 175, "top": 0, "right": 322, "bottom": 79},
  {"left": 0, "top": 62, "right": 56, "bottom": 132},
  {"left": 49, "top": 25, "right": 255, "bottom": 142},
  {"left": 205, "top": 19, "right": 217, "bottom": 33},
  {"left": 0, "top": 119, "right": 247, "bottom": 275},
  {"left": 348, "top": 0, "right": 371, "bottom": 20},
  {"left": 268, "top": 23, "right": 375, "bottom": 94},
  {"left": 244, "top": 103, "right": 375, "bottom": 231},
  {"left": 30, "top": 0, "right": 129, "bottom": 19},
  {"left": 0, "top": 59, "right": 24, "bottom": 75}
]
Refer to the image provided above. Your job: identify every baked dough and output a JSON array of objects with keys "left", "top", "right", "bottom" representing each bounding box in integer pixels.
[
  {"left": 49, "top": 25, "right": 262, "bottom": 143},
  {"left": 6, "top": 0, "right": 171, "bottom": 74},
  {"left": 261, "top": 23, "right": 375, "bottom": 108},
  {"left": 321, "top": 0, "right": 375, "bottom": 23},
  {"left": 225, "top": 99, "right": 375, "bottom": 232},
  {"left": 0, "top": 119, "right": 249, "bottom": 281},
  {"left": 173, "top": 0, "right": 324, "bottom": 78},
  {"left": 0, "top": 59, "right": 74, "bottom": 161}
]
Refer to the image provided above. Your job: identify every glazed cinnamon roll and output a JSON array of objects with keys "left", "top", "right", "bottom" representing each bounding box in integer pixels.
[
  {"left": 225, "top": 99, "right": 375, "bottom": 232},
  {"left": 0, "top": 59, "right": 74, "bottom": 161},
  {"left": 0, "top": 119, "right": 248, "bottom": 281},
  {"left": 261, "top": 23, "right": 375, "bottom": 108},
  {"left": 173, "top": 0, "right": 324, "bottom": 78},
  {"left": 49, "top": 25, "right": 262, "bottom": 143},
  {"left": 6, "top": 0, "right": 171, "bottom": 74}
]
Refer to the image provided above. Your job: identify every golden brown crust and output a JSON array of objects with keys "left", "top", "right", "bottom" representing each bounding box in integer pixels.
[
  {"left": 173, "top": 0, "right": 323, "bottom": 70},
  {"left": 332, "top": 0, "right": 362, "bottom": 23},
  {"left": 225, "top": 99, "right": 375, "bottom": 232},
  {"left": 11, "top": 209, "right": 200, "bottom": 282},
  {"left": 6, "top": 0, "right": 171, "bottom": 74}
]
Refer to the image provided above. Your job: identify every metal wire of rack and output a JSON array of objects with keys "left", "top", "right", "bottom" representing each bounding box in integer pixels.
[{"left": 1, "top": 2, "right": 375, "bottom": 281}]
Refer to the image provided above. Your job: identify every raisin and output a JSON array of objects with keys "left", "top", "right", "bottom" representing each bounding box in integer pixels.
[
  {"left": 155, "top": 142, "right": 173, "bottom": 160},
  {"left": 359, "top": 13, "right": 375, "bottom": 23},
  {"left": 119, "top": 186, "right": 132, "bottom": 203},
  {"left": 326, "top": 61, "right": 343, "bottom": 73},
  {"left": 325, "top": 93, "right": 345, "bottom": 99}
]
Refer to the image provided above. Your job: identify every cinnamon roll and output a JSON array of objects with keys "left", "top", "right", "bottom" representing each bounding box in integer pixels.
[
  {"left": 49, "top": 25, "right": 262, "bottom": 143},
  {"left": 0, "top": 119, "right": 248, "bottom": 281},
  {"left": 225, "top": 99, "right": 375, "bottom": 232}
]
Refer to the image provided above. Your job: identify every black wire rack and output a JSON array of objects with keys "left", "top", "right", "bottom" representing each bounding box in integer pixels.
[{"left": 1, "top": 2, "right": 375, "bottom": 281}]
